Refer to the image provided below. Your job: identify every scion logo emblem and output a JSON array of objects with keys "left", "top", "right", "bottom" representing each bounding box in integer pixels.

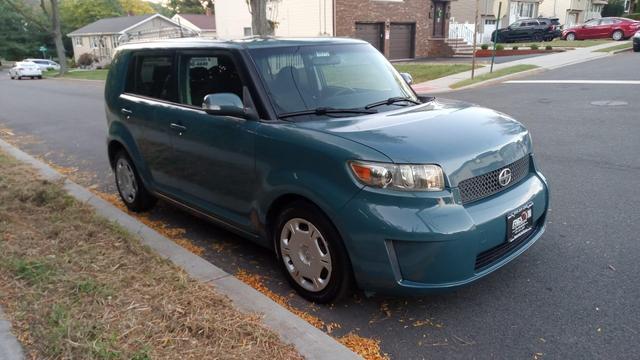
[{"left": 498, "top": 168, "right": 512, "bottom": 187}]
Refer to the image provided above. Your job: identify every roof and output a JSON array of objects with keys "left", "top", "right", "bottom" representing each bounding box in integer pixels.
[
  {"left": 117, "top": 37, "right": 367, "bottom": 51},
  {"left": 68, "top": 14, "right": 155, "bottom": 36},
  {"left": 175, "top": 14, "right": 216, "bottom": 31}
]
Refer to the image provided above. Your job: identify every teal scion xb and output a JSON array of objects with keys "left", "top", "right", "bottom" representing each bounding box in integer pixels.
[{"left": 105, "top": 37, "right": 549, "bottom": 303}]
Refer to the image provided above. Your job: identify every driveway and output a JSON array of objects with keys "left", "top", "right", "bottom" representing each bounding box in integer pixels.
[{"left": 0, "top": 53, "right": 639, "bottom": 359}]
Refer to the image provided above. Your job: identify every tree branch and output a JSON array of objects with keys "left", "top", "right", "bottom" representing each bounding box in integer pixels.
[
  {"left": 40, "top": 0, "right": 50, "bottom": 19},
  {"left": 3, "top": 0, "right": 51, "bottom": 34}
]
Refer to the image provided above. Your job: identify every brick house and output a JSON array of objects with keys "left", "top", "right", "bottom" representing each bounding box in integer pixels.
[{"left": 335, "top": 0, "right": 456, "bottom": 59}]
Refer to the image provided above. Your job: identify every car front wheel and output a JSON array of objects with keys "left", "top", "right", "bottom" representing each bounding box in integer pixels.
[
  {"left": 566, "top": 33, "right": 576, "bottom": 41},
  {"left": 612, "top": 30, "right": 623, "bottom": 41},
  {"left": 274, "top": 201, "right": 353, "bottom": 303},
  {"left": 114, "top": 151, "right": 157, "bottom": 212}
]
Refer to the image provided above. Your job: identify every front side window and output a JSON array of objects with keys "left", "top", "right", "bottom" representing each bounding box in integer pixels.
[
  {"left": 584, "top": 19, "right": 600, "bottom": 27},
  {"left": 249, "top": 44, "right": 417, "bottom": 117},
  {"left": 125, "top": 54, "right": 177, "bottom": 102},
  {"left": 178, "top": 53, "right": 243, "bottom": 107}
]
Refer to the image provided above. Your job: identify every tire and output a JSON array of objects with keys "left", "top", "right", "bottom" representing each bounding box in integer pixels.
[
  {"left": 566, "top": 33, "right": 576, "bottom": 41},
  {"left": 37, "top": 76, "right": 42, "bottom": 79},
  {"left": 612, "top": 30, "right": 623, "bottom": 41},
  {"left": 533, "top": 33, "right": 543, "bottom": 42},
  {"left": 113, "top": 150, "right": 157, "bottom": 212},
  {"left": 274, "top": 200, "right": 353, "bottom": 303}
]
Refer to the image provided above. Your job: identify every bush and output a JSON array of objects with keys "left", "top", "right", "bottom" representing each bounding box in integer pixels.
[
  {"left": 481, "top": 44, "right": 489, "bottom": 50},
  {"left": 512, "top": 45, "right": 519, "bottom": 50},
  {"left": 545, "top": 45, "right": 553, "bottom": 50},
  {"left": 624, "top": 13, "right": 640, "bottom": 20},
  {"left": 530, "top": 44, "right": 539, "bottom": 50},
  {"left": 496, "top": 44, "right": 504, "bottom": 51},
  {"left": 602, "top": 0, "right": 625, "bottom": 16},
  {"left": 77, "top": 53, "right": 97, "bottom": 67}
]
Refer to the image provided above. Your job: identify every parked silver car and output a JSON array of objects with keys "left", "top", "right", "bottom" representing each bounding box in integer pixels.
[
  {"left": 9, "top": 62, "right": 43, "bottom": 80},
  {"left": 24, "top": 58, "right": 61, "bottom": 71}
]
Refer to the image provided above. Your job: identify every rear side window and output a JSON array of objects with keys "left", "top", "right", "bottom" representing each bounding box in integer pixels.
[
  {"left": 526, "top": 21, "right": 538, "bottom": 26},
  {"left": 178, "top": 53, "right": 244, "bottom": 107},
  {"left": 125, "top": 54, "right": 177, "bottom": 102}
]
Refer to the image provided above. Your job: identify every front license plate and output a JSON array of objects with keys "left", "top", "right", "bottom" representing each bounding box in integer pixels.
[{"left": 507, "top": 202, "right": 533, "bottom": 243}]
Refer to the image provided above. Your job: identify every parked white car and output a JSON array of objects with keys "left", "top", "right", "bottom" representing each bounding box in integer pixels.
[
  {"left": 24, "top": 59, "right": 60, "bottom": 71},
  {"left": 9, "top": 62, "right": 43, "bottom": 80}
]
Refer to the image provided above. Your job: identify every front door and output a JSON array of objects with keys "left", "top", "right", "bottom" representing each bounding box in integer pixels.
[
  {"left": 156, "top": 50, "right": 257, "bottom": 229},
  {"left": 433, "top": 2, "right": 446, "bottom": 37}
]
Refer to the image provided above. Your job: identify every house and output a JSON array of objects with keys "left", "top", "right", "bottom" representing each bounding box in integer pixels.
[
  {"left": 67, "top": 14, "right": 193, "bottom": 65},
  {"left": 215, "top": 0, "right": 457, "bottom": 59},
  {"left": 538, "top": 0, "right": 607, "bottom": 27},
  {"left": 171, "top": 9, "right": 217, "bottom": 38}
]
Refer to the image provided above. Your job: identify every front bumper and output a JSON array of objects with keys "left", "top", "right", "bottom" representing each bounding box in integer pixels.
[{"left": 337, "top": 167, "right": 549, "bottom": 295}]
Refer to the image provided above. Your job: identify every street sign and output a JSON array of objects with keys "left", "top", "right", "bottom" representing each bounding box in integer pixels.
[{"left": 39, "top": 46, "right": 47, "bottom": 52}]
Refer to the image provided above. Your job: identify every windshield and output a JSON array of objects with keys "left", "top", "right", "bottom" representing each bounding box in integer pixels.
[{"left": 249, "top": 44, "right": 418, "bottom": 118}]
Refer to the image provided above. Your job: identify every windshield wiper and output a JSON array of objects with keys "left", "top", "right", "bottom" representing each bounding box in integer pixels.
[
  {"left": 364, "top": 97, "right": 421, "bottom": 110},
  {"left": 279, "top": 107, "right": 377, "bottom": 119}
]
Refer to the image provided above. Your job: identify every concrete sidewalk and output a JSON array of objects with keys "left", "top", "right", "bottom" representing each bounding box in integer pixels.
[
  {"left": 0, "top": 307, "right": 24, "bottom": 360},
  {"left": 412, "top": 41, "right": 628, "bottom": 93}
]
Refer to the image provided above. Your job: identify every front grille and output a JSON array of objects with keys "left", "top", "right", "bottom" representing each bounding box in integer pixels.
[
  {"left": 458, "top": 155, "right": 531, "bottom": 205},
  {"left": 474, "top": 220, "right": 539, "bottom": 270}
]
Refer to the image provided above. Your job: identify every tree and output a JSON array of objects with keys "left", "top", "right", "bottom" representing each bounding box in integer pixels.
[
  {"left": 246, "top": 0, "right": 274, "bottom": 35},
  {"left": 4, "top": 0, "right": 68, "bottom": 74},
  {"left": 119, "top": 0, "right": 154, "bottom": 15},
  {"left": 59, "top": 0, "right": 123, "bottom": 33},
  {"left": 167, "top": 0, "right": 207, "bottom": 14},
  {"left": 0, "top": 1, "right": 50, "bottom": 60},
  {"left": 602, "top": 0, "right": 626, "bottom": 17}
]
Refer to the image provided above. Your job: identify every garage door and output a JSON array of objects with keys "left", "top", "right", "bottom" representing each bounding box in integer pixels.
[
  {"left": 355, "top": 23, "right": 383, "bottom": 52},
  {"left": 389, "top": 23, "right": 414, "bottom": 59}
]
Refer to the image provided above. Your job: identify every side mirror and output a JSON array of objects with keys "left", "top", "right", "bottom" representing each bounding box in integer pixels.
[
  {"left": 400, "top": 72, "right": 413, "bottom": 85},
  {"left": 202, "top": 93, "right": 256, "bottom": 120}
]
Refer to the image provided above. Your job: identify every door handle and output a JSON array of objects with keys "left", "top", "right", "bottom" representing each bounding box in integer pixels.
[
  {"left": 170, "top": 123, "right": 187, "bottom": 132},
  {"left": 121, "top": 108, "right": 133, "bottom": 115}
]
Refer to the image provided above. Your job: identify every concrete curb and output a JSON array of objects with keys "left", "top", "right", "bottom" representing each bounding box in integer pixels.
[
  {"left": 0, "top": 138, "right": 361, "bottom": 360},
  {"left": 0, "top": 307, "right": 24, "bottom": 360},
  {"left": 447, "top": 66, "right": 546, "bottom": 92}
]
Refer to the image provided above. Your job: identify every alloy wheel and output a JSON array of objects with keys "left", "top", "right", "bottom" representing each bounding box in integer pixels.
[
  {"left": 612, "top": 31, "right": 623, "bottom": 41},
  {"left": 116, "top": 158, "right": 138, "bottom": 204},
  {"left": 567, "top": 33, "right": 575, "bottom": 41},
  {"left": 279, "top": 218, "right": 333, "bottom": 292}
]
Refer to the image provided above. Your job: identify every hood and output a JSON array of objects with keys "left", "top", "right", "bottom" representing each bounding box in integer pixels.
[{"left": 295, "top": 99, "right": 532, "bottom": 187}]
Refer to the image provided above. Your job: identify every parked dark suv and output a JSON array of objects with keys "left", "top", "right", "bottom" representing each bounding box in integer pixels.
[{"left": 492, "top": 18, "right": 561, "bottom": 43}]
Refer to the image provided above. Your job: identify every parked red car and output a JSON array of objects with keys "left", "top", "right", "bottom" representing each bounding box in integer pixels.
[{"left": 562, "top": 17, "right": 640, "bottom": 41}]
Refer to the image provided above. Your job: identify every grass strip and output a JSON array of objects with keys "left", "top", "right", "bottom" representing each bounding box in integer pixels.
[
  {"left": 593, "top": 43, "right": 633, "bottom": 53},
  {"left": 450, "top": 64, "right": 539, "bottom": 89},
  {"left": 0, "top": 150, "right": 301, "bottom": 360},
  {"left": 44, "top": 69, "right": 109, "bottom": 81},
  {"left": 393, "top": 63, "right": 479, "bottom": 83},
  {"left": 489, "top": 39, "right": 613, "bottom": 49}
]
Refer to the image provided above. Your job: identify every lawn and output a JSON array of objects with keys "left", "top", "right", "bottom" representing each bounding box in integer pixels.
[
  {"left": 393, "top": 63, "right": 479, "bottom": 84},
  {"left": 450, "top": 64, "right": 539, "bottom": 89},
  {"left": 593, "top": 42, "right": 633, "bottom": 52},
  {"left": 0, "top": 150, "right": 301, "bottom": 359},
  {"left": 487, "top": 39, "right": 614, "bottom": 49},
  {"left": 44, "top": 69, "right": 109, "bottom": 80}
]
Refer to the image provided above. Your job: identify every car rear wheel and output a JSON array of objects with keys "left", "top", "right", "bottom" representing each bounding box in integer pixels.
[
  {"left": 612, "top": 30, "right": 623, "bottom": 41},
  {"left": 566, "top": 33, "right": 576, "bottom": 41},
  {"left": 274, "top": 201, "right": 353, "bottom": 303},
  {"left": 114, "top": 150, "right": 157, "bottom": 212}
]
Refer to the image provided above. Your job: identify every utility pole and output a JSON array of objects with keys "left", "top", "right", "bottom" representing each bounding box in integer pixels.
[
  {"left": 490, "top": 2, "right": 502, "bottom": 73},
  {"left": 471, "top": 0, "right": 480, "bottom": 79}
]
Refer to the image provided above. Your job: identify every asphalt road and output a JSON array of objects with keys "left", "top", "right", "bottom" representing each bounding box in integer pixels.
[{"left": 1, "top": 52, "right": 639, "bottom": 359}]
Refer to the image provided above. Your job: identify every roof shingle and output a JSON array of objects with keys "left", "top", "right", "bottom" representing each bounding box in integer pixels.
[
  {"left": 67, "top": 14, "right": 155, "bottom": 36},
  {"left": 177, "top": 14, "right": 216, "bottom": 31}
]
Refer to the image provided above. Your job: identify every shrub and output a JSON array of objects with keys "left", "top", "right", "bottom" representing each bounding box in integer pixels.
[
  {"left": 481, "top": 44, "right": 489, "bottom": 50},
  {"left": 512, "top": 45, "right": 519, "bottom": 50},
  {"left": 624, "top": 13, "right": 640, "bottom": 20},
  {"left": 496, "top": 44, "right": 504, "bottom": 51},
  {"left": 530, "top": 44, "right": 539, "bottom": 50},
  {"left": 77, "top": 53, "right": 97, "bottom": 67},
  {"left": 545, "top": 45, "right": 553, "bottom": 50},
  {"left": 602, "top": 0, "right": 625, "bottom": 17}
]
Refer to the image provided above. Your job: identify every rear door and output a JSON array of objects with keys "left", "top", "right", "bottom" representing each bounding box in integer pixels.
[
  {"left": 156, "top": 49, "right": 257, "bottom": 228},
  {"left": 119, "top": 51, "right": 178, "bottom": 190}
]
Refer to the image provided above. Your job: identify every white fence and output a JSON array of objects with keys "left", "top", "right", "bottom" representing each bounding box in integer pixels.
[{"left": 449, "top": 21, "right": 495, "bottom": 46}]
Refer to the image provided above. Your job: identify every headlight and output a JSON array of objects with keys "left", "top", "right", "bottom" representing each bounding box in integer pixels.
[{"left": 349, "top": 161, "right": 445, "bottom": 191}]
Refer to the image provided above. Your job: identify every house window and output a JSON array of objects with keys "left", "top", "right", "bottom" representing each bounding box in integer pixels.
[
  {"left": 243, "top": 27, "right": 253, "bottom": 36},
  {"left": 74, "top": 37, "right": 83, "bottom": 46},
  {"left": 90, "top": 37, "right": 98, "bottom": 48},
  {"left": 516, "top": 2, "right": 536, "bottom": 18},
  {"left": 111, "top": 35, "right": 119, "bottom": 48}
]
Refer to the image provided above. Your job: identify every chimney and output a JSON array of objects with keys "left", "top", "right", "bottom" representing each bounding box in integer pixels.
[{"left": 206, "top": 7, "right": 212, "bottom": 17}]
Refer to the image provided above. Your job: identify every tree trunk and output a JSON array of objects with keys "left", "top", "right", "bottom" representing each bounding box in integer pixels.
[
  {"left": 49, "top": 0, "right": 67, "bottom": 75},
  {"left": 249, "top": 0, "right": 274, "bottom": 36}
]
